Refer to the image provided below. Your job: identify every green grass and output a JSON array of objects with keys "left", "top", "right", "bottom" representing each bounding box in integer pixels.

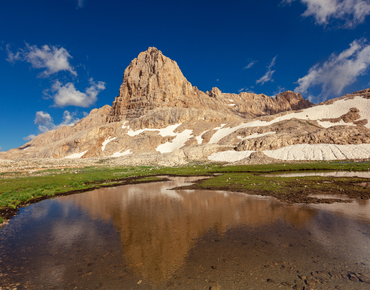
[
  {"left": 134, "top": 176, "right": 166, "bottom": 182},
  {"left": 195, "top": 172, "right": 367, "bottom": 196},
  {"left": 1, "top": 161, "right": 370, "bottom": 214}
]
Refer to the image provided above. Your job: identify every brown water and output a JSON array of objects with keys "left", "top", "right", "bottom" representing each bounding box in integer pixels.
[{"left": 1, "top": 176, "right": 370, "bottom": 289}]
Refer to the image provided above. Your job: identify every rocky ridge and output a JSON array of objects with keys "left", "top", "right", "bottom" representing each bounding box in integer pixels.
[{"left": 1, "top": 47, "right": 370, "bottom": 165}]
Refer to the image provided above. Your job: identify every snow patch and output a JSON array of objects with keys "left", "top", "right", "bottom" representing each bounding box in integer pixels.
[
  {"left": 65, "top": 150, "right": 88, "bottom": 159},
  {"left": 209, "top": 123, "right": 249, "bottom": 144},
  {"left": 208, "top": 150, "right": 254, "bottom": 162},
  {"left": 195, "top": 131, "right": 207, "bottom": 145},
  {"left": 209, "top": 96, "right": 370, "bottom": 144},
  {"left": 122, "top": 121, "right": 129, "bottom": 129},
  {"left": 317, "top": 119, "right": 356, "bottom": 128},
  {"left": 263, "top": 144, "right": 370, "bottom": 161},
  {"left": 156, "top": 129, "right": 193, "bottom": 153},
  {"left": 111, "top": 149, "right": 132, "bottom": 157},
  {"left": 127, "top": 123, "right": 182, "bottom": 137},
  {"left": 237, "top": 131, "right": 276, "bottom": 141},
  {"left": 101, "top": 137, "right": 116, "bottom": 151}
]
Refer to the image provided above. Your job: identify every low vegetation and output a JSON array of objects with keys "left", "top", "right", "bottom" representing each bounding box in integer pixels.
[{"left": 1, "top": 160, "right": 370, "bottom": 221}]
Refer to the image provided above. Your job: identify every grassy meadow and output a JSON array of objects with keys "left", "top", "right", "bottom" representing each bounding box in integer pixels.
[{"left": 1, "top": 160, "right": 370, "bottom": 219}]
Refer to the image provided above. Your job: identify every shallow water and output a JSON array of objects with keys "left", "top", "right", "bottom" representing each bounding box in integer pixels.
[
  {"left": 266, "top": 171, "right": 370, "bottom": 178},
  {"left": 1, "top": 176, "right": 370, "bottom": 289}
]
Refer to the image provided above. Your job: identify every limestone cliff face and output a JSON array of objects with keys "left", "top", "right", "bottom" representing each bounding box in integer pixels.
[
  {"left": 206, "top": 89, "right": 312, "bottom": 118},
  {"left": 106, "top": 47, "right": 228, "bottom": 122},
  {"left": 5, "top": 47, "right": 370, "bottom": 163},
  {"left": 106, "top": 47, "right": 313, "bottom": 123}
]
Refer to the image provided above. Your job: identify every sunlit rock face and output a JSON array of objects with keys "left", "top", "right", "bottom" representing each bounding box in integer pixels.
[
  {"left": 2, "top": 47, "right": 370, "bottom": 163},
  {"left": 63, "top": 178, "right": 316, "bottom": 282}
]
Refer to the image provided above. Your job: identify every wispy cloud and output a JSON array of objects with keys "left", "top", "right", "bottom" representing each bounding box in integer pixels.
[
  {"left": 23, "top": 134, "right": 37, "bottom": 142},
  {"left": 272, "top": 86, "right": 286, "bottom": 97},
  {"left": 280, "top": 0, "right": 295, "bottom": 5},
  {"left": 77, "top": 0, "right": 84, "bottom": 8},
  {"left": 51, "top": 78, "right": 105, "bottom": 107},
  {"left": 6, "top": 43, "right": 77, "bottom": 77},
  {"left": 0, "top": 146, "right": 3, "bottom": 152},
  {"left": 238, "top": 87, "right": 255, "bottom": 93},
  {"left": 256, "top": 56, "right": 277, "bottom": 85},
  {"left": 294, "top": 38, "right": 370, "bottom": 100},
  {"left": 281, "top": 0, "right": 370, "bottom": 28},
  {"left": 243, "top": 60, "right": 258, "bottom": 70}
]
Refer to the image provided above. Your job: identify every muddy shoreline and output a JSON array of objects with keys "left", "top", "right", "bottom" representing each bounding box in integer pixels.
[
  {"left": 0, "top": 176, "right": 170, "bottom": 226},
  {"left": 1, "top": 170, "right": 370, "bottom": 227}
]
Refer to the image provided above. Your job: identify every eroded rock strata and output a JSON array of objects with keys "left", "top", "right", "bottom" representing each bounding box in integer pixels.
[{"left": 1, "top": 47, "right": 370, "bottom": 164}]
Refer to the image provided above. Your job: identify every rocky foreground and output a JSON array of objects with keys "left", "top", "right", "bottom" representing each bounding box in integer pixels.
[{"left": 1, "top": 47, "right": 370, "bottom": 166}]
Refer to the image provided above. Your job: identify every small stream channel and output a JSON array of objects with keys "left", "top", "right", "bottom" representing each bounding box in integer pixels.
[{"left": 1, "top": 176, "right": 370, "bottom": 289}]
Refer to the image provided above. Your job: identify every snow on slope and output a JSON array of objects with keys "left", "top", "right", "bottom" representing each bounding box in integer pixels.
[
  {"left": 111, "top": 149, "right": 132, "bottom": 157},
  {"left": 127, "top": 124, "right": 182, "bottom": 137},
  {"left": 208, "top": 144, "right": 370, "bottom": 162},
  {"left": 65, "top": 150, "right": 88, "bottom": 159},
  {"left": 195, "top": 131, "right": 207, "bottom": 145},
  {"left": 208, "top": 151, "right": 254, "bottom": 162},
  {"left": 209, "top": 96, "right": 370, "bottom": 144},
  {"left": 125, "top": 123, "right": 195, "bottom": 153},
  {"left": 264, "top": 144, "right": 370, "bottom": 161},
  {"left": 156, "top": 129, "right": 193, "bottom": 153},
  {"left": 101, "top": 137, "right": 116, "bottom": 151}
]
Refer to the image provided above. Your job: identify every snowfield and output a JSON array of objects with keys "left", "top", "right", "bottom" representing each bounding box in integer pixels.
[
  {"left": 208, "top": 150, "right": 254, "bottom": 162},
  {"left": 101, "top": 137, "right": 116, "bottom": 151},
  {"left": 65, "top": 150, "right": 88, "bottom": 159},
  {"left": 111, "top": 149, "right": 132, "bottom": 157},
  {"left": 156, "top": 129, "right": 193, "bottom": 153},
  {"left": 127, "top": 123, "right": 182, "bottom": 137},
  {"left": 209, "top": 96, "right": 370, "bottom": 145},
  {"left": 263, "top": 144, "right": 370, "bottom": 161},
  {"left": 208, "top": 144, "right": 370, "bottom": 162}
]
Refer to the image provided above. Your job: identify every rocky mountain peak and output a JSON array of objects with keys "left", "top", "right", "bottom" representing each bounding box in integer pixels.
[
  {"left": 107, "top": 47, "right": 197, "bottom": 122},
  {"left": 206, "top": 87, "right": 223, "bottom": 99},
  {"left": 275, "top": 91, "right": 313, "bottom": 111}
]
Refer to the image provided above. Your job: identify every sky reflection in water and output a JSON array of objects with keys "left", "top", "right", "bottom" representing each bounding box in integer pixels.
[{"left": 1, "top": 176, "right": 370, "bottom": 289}]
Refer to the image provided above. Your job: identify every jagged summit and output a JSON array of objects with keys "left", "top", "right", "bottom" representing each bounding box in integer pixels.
[
  {"left": 106, "top": 47, "right": 313, "bottom": 123},
  {"left": 107, "top": 47, "right": 205, "bottom": 122},
  {"left": 3, "top": 47, "right": 370, "bottom": 163}
]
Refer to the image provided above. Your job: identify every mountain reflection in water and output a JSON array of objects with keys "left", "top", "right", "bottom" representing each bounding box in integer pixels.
[
  {"left": 58, "top": 177, "right": 316, "bottom": 283},
  {"left": 3, "top": 176, "right": 370, "bottom": 289}
]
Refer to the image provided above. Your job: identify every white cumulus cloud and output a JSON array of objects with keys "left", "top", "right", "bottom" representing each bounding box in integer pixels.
[
  {"left": 51, "top": 78, "right": 105, "bottom": 108},
  {"left": 294, "top": 39, "right": 370, "bottom": 99},
  {"left": 34, "top": 110, "right": 79, "bottom": 134},
  {"left": 6, "top": 43, "right": 76, "bottom": 77},
  {"left": 281, "top": 0, "right": 370, "bottom": 28},
  {"left": 256, "top": 56, "right": 277, "bottom": 85},
  {"left": 23, "top": 110, "right": 79, "bottom": 143}
]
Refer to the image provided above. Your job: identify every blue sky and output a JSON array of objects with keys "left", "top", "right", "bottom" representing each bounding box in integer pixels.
[{"left": 1, "top": 0, "right": 370, "bottom": 151}]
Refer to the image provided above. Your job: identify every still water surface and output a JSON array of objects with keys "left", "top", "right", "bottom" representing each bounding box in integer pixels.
[{"left": 1, "top": 176, "right": 370, "bottom": 289}]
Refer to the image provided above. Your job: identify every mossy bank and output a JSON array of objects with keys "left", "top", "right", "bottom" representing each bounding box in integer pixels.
[{"left": 1, "top": 160, "right": 370, "bottom": 226}]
